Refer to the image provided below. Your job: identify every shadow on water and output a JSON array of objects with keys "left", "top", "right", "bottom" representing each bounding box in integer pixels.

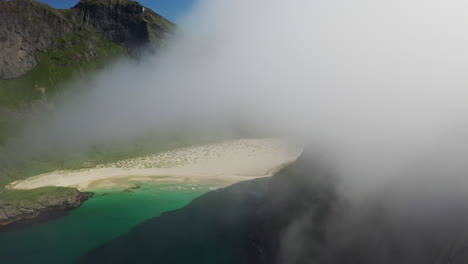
[
  {"left": 77, "top": 179, "right": 269, "bottom": 264},
  {"left": 77, "top": 153, "right": 337, "bottom": 264},
  {"left": 0, "top": 183, "right": 212, "bottom": 264},
  {"left": 79, "top": 150, "right": 468, "bottom": 264}
]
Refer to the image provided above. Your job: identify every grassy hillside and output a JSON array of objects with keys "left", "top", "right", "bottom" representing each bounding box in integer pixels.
[
  {"left": 0, "top": 0, "right": 175, "bottom": 222},
  {"left": 0, "top": 135, "right": 193, "bottom": 224},
  {"left": 0, "top": 187, "right": 83, "bottom": 209},
  {"left": 0, "top": 0, "right": 174, "bottom": 108},
  {"left": 0, "top": 31, "right": 125, "bottom": 108}
]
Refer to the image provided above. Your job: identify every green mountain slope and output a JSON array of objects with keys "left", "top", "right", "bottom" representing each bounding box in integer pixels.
[
  {"left": 0, "top": 0, "right": 174, "bottom": 107},
  {"left": 0, "top": 0, "right": 175, "bottom": 228}
]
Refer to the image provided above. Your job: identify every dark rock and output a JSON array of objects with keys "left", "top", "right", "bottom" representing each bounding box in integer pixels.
[
  {"left": 0, "top": 0, "right": 174, "bottom": 79},
  {"left": 123, "top": 184, "right": 141, "bottom": 192},
  {"left": 0, "top": 189, "right": 93, "bottom": 230},
  {"left": 74, "top": 0, "right": 148, "bottom": 54},
  {"left": 0, "top": 0, "right": 74, "bottom": 79}
]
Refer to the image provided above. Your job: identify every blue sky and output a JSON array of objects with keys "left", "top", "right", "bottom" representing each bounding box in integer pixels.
[{"left": 35, "top": 0, "right": 197, "bottom": 22}]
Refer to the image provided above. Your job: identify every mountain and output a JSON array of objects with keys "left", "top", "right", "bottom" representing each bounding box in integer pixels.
[
  {"left": 0, "top": 0, "right": 174, "bottom": 106},
  {"left": 0, "top": 0, "right": 173, "bottom": 229},
  {"left": 74, "top": 0, "right": 173, "bottom": 55}
]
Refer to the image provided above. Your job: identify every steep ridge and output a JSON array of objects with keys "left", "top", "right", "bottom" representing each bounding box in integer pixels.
[
  {"left": 0, "top": 0, "right": 174, "bottom": 107},
  {"left": 0, "top": 0, "right": 173, "bottom": 80},
  {"left": 0, "top": 0, "right": 78, "bottom": 79},
  {"left": 0, "top": 0, "right": 173, "bottom": 229},
  {"left": 74, "top": 0, "right": 173, "bottom": 55}
]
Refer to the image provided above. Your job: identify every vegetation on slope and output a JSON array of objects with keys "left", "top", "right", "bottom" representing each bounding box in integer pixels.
[
  {"left": 0, "top": 0, "right": 174, "bottom": 108},
  {"left": 0, "top": 187, "right": 84, "bottom": 208},
  {"left": 0, "top": 132, "right": 208, "bottom": 224},
  {"left": 0, "top": 0, "right": 175, "bottom": 226},
  {"left": 0, "top": 31, "right": 125, "bottom": 108},
  {"left": 0, "top": 186, "right": 92, "bottom": 227}
]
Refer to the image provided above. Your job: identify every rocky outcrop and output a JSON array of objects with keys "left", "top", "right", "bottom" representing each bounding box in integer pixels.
[
  {"left": 74, "top": 0, "right": 148, "bottom": 53},
  {"left": 73, "top": 0, "right": 173, "bottom": 55},
  {"left": 0, "top": 0, "right": 76, "bottom": 79},
  {"left": 0, "top": 188, "right": 93, "bottom": 229},
  {"left": 0, "top": 0, "right": 174, "bottom": 79}
]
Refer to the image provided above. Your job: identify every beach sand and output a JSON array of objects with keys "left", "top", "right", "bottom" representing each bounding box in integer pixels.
[{"left": 8, "top": 139, "right": 302, "bottom": 191}]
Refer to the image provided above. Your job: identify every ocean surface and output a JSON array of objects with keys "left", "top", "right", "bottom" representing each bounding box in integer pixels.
[{"left": 0, "top": 182, "right": 215, "bottom": 264}]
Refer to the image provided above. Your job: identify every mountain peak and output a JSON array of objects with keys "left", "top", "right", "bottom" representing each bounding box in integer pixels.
[
  {"left": 74, "top": 0, "right": 139, "bottom": 6},
  {"left": 73, "top": 0, "right": 174, "bottom": 54}
]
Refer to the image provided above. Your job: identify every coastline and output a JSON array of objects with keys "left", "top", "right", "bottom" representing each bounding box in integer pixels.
[
  {"left": 1, "top": 139, "right": 302, "bottom": 230},
  {"left": 0, "top": 189, "right": 93, "bottom": 230},
  {"left": 8, "top": 139, "right": 303, "bottom": 191}
]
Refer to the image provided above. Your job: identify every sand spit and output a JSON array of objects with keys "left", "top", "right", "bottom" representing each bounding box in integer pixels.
[{"left": 8, "top": 139, "right": 303, "bottom": 191}]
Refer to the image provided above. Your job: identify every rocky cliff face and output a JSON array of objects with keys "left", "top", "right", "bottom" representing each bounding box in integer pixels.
[
  {"left": 74, "top": 0, "right": 173, "bottom": 55},
  {"left": 0, "top": 0, "right": 76, "bottom": 79},
  {"left": 0, "top": 0, "right": 174, "bottom": 80}
]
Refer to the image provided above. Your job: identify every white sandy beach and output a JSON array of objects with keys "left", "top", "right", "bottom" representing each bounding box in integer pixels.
[{"left": 8, "top": 139, "right": 302, "bottom": 191}]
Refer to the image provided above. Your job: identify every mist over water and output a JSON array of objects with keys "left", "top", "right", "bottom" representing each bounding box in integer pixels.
[{"left": 8, "top": 0, "right": 468, "bottom": 262}]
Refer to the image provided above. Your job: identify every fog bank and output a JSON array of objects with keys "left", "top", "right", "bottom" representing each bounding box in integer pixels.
[
  {"left": 13, "top": 0, "right": 468, "bottom": 186},
  {"left": 9, "top": 0, "right": 468, "bottom": 261}
]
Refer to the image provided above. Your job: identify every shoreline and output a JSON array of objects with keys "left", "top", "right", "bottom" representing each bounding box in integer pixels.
[
  {"left": 0, "top": 190, "right": 93, "bottom": 231},
  {"left": 8, "top": 139, "right": 303, "bottom": 191}
]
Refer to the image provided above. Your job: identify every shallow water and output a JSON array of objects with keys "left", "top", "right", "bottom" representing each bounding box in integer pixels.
[{"left": 0, "top": 182, "right": 215, "bottom": 264}]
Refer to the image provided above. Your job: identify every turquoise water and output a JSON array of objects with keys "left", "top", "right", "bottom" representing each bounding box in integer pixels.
[{"left": 0, "top": 183, "right": 215, "bottom": 264}]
